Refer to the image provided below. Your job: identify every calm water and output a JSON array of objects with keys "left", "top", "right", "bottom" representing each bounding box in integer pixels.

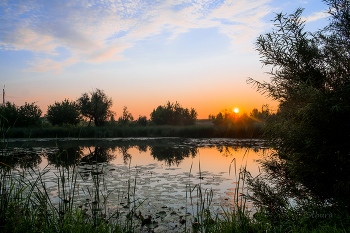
[{"left": 2, "top": 137, "right": 267, "bottom": 232}]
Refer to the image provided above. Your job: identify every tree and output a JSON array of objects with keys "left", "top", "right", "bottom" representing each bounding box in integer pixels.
[
  {"left": 17, "top": 102, "right": 42, "bottom": 127},
  {"left": 77, "top": 89, "right": 113, "bottom": 126},
  {"left": 46, "top": 99, "right": 81, "bottom": 126},
  {"left": 0, "top": 102, "right": 19, "bottom": 128},
  {"left": 0, "top": 102, "right": 42, "bottom": 127},
  {"left": 118, "top": 106, "right": 134, "bottom": 125},
  {"left": 247, "top": 0, "right": 350, "bottom": 209}
]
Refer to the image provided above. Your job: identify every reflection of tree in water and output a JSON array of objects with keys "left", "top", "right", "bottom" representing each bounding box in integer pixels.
[
  {"left": 45, "top": 147, "right": 80, "bottom": 168},
  {"left": 216, "top": 146, "right": 240, "bottom": 157},
  {"left": 80, "top": 147, "right": 115, "bottom": 164},
  {"left": 150, "top": 146, "right": 198, "bottom": 166},
  {"left": 118, "top": 146, "right": 132, "bottom": 165},
  {"left": 135, "top": 145, "right": 148, "bottom": 153},
  {"left": 45, "top": 146, "right": 116, "bottom": 167},
  {"left": 216, "top": 145, "right": 266, "bottom": 157},
  {"left": 0, "top": 148, "right": 42, "bottom": 169}
]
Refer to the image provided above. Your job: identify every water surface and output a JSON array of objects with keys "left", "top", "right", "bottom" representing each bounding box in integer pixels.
[{"left": 2, "top": 137, "right": 267, "bottom": 232}]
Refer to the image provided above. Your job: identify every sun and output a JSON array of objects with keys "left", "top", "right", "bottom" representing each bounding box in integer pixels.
[{"left": 233, "top": 108, "right": 239, "bottom": 114}]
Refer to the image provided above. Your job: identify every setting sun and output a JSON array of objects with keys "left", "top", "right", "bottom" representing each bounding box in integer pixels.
[{"left": 233, "top": 108, "right": 239, "bottom": 114}]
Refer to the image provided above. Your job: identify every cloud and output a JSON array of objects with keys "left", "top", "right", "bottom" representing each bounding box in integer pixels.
[
  {"left": 23, "top": 57, "right": 78, "bottom": 74},
  {"left": 0, "top": 28, "right": 58, "bottom": 53},
  {"left": 302, "top": 11, "right": 329, "bottom": 22},
  {"left": 0, "top": 0, "right": 272, "bottom": 73}
]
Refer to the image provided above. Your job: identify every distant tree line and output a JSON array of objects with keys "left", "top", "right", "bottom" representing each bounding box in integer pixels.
[{"left": 0, "top": 89, "right": 198, "bottom": 128}]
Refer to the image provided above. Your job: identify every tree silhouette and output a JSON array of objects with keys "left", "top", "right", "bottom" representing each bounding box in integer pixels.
[
  {"left": 248, "top": 0, "right": 350, "bottom": 209},
  {"left": 118, "top": 106, "right": 134, "bottom": 125},
  {"left": 0, "top": 102, "right": 42, "bottom": 127},
  {"left": 77, "top": 89, "right": 113, "bottom": 126},
  {"left": 46, "top": 99, "right": 81, "bottom": 126}
]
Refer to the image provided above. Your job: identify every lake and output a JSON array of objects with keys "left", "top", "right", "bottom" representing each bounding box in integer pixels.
[{"left": 2, "top": 137, "right": 267, "bottom": 232}]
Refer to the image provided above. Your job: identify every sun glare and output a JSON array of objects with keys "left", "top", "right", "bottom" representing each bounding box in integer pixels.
[{"left": 233, "top": 108, "right": 239, "bottom": 114}]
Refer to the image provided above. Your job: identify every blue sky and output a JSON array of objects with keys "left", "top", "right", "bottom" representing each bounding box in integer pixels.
[{"left": 0, "top": 0, "right": 330, "bottom": 118}]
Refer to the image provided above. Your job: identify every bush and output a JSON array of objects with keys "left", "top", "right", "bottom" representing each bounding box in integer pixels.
[
  {"left": 0, "top": 102, "right": 42, "bottom": 128},
  {"left": 46, "top": 99, "right": 81, "bottom": 126}
]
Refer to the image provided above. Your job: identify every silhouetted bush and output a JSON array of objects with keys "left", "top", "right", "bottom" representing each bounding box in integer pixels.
[{"left": 46, "top": 99, "right": 81, "bottom": 126}]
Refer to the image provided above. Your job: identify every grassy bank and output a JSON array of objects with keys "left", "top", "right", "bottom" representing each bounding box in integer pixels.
[{"left": 3, "top": 124, "right": 263, "bottom": 138}]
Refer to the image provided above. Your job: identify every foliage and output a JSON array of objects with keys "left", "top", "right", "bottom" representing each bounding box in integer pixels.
[
  {"left": 0, "top": 102, "right": 19, "bottom": 128},
  {"left": 247, "top": 0, "right": 350, "bottom": 215},
  {"left": 77, "top": 89, "right": 113, "bottom": 126},
  {"left": 117, "top": 106, "right": 134, "bottom": 125},
  {"left": 0, "top": 102, "right": 42, "bottom": 128},
  {"left": 16, "top": 102, "right": 42, "bottom": 127},
  {"left": 150, "top": 101, "right": 197, "bottom": 126},
  {"left": 46, "top": 99, "right": 81, "bottom": 126}
]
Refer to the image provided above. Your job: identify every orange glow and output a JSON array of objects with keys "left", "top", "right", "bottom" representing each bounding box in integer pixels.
[{"left": 233, "top": 108, "right": 239, "bottom": 114}]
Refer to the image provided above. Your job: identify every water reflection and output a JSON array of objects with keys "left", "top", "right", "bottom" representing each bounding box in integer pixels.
[
  {"left": 0, "top": 148, "right": 42, "bottom": 169},
  {"left": 2, "top": 138, "right": 266, "bottom": 169},
  {"left": 45, "top": 146, "right": 80, "bottom": 168},
  {"left": 1, "top": 138, "right": 267, "bottom": 232},
  {"left": 81, "top": 147, "right": 116, "bottom": 164},
  {"left": 118, "top": 145, "right": 132, "bottom": 164},
  {"left": 150, "top": 146, "right": 197, "bottom": 166}
]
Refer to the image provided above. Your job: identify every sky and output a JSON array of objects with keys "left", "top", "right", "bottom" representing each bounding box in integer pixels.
[{"left": 0, "top": 0, "right": 330, "bottom": 119}]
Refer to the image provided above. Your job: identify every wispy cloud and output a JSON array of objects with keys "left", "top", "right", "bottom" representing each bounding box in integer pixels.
[
  {"left": 302, "top": 10, "right": 329, "bottom": 22},
  {"left": 0, "top": 0, "right": 272, "bottom": 73},
  {"left": 23, "top": 58, "right": 73, "bottom": 73}
]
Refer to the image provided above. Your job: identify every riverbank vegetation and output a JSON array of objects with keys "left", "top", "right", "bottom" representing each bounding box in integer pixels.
[
  {"left": 245, "top": 0, "right": 350, "bottom": 231},
  {"left": 1, "top": 99, "right": 269, "bottom": 138}
]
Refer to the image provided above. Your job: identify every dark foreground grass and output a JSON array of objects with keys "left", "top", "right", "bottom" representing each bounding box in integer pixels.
[{"left": 4, "top": 124, "right": 263, "bottom": 138}]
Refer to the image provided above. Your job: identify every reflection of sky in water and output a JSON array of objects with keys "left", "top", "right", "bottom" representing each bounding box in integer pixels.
[{"left": 4, "top": 138, "right": 267, "bottom": 232}]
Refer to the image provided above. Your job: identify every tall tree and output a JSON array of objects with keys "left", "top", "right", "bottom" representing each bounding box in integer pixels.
[
  {"left": 77, "top": 89, "right": 113, "bottom": 126},
  {"left": 118, "top": 106, "right": 134, "bottom": 125},
  {"left": 247, "top": 0, "right": 350, "bottom": 209},
  {"left": 46, "top": 99, "right": 81, "bottom": 126}
]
